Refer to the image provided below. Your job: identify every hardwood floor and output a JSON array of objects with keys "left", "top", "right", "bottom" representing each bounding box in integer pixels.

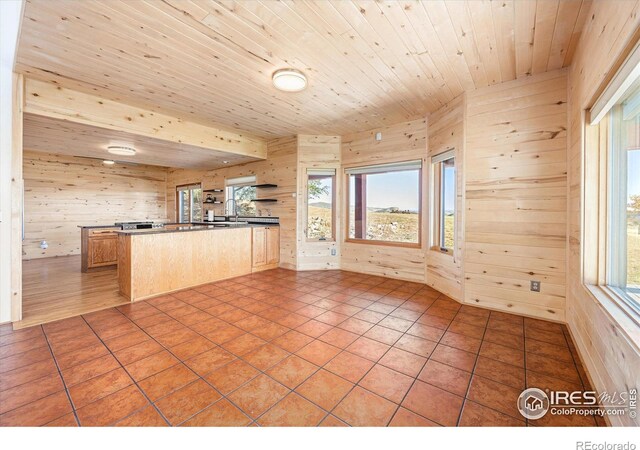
[{"left": 18, "top": 255, "right": 129, "bottom": 329}]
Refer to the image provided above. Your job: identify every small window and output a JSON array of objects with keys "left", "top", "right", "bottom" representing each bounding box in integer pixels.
[
  {"left": 432, "top": 150, "right": 456, "bottom": 253},
  {"left": 176, "top": 183, "right": 202, "bottom": 223},
  {"left": 225, "top": 175, "right": 256, "bottom": 216},
  {"left": 307, "top": 169, "right": 335, "bottom": 241},
  {"left": 608, "top": 78, "right": 640, "bottom": 311},
  {"left": 346, "top": 160, "right": 422, "bottom": 245}
]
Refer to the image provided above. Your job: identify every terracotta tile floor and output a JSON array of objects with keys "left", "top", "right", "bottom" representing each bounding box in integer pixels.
[{"left": 0, "top": 269, "right": 601, "bottom": 427}]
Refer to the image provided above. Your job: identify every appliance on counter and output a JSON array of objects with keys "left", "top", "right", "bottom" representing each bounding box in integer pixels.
[{"left": 115, "top": 221, "right": 165, "bottom": 230}]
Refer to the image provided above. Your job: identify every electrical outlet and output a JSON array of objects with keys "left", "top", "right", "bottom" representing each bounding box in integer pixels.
[
  {"left": 530, "top": 281, "right": 541, "bottom": 292},
  {"left": 330, "top": 248, "right": 337, "bottom": 256}
]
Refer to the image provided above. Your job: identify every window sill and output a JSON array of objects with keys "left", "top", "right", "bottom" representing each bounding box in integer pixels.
[
  {"left": 344, "top": 238, "right": 421, "bottom": 249},
  {"left": 584, "top": 284, "right": 640, "bottom": 351},
  {"left": 429, "top": 246, "right": 453, "bottom": 256},
  {"left": 306, "top": 239, "right": 336, "bottom": 244}
]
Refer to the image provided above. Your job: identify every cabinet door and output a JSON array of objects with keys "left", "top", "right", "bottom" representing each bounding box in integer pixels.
[
  {"left": 89, "top": 237, "right": 118, "bottom": 267},
  {"left": 266, "top": 227, "right": 280, "bottom": 265},
  {"left": 252, "top": 227, "right": 267, "bottom": 268}
]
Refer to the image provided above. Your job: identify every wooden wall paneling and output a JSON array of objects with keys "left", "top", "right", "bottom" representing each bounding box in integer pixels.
[
  {"left": 464, "top": 69, "right": 568, "bottom": 322},
  {"left": 22, "top": 151, "right": 168, "bottom": 259},
  {"left": 23, "top": 78, "right": 267, "bottom": 160},
  {"left": 340, "top": 119, "right": 427, "bottom": 282},
  {"left": 11, "top": 73, "right": 24, "bottom": 322},
  {"left": 426, "top": 94, "right": 465, "bottom": 301},
  {"left": 296, "top": 135, "right": 342, "bottom": 271},
  {"left": 566, "top": 0, "right": 640, "bottom": 426},
  {"left": 166, "top": 136, "right": 298, "bottom": 269}
]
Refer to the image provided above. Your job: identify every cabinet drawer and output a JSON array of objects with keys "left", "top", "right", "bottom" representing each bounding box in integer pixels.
[{"left": 88, "top": 228, "right": 119, "bottom": 237}]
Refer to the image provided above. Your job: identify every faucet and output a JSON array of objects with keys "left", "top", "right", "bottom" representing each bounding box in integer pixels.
[{"left": 225, "top": 198, "right": 239, "bottom": 222}]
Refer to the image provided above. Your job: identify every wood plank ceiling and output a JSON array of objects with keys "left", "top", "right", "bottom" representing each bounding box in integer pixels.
[
  {"left": 16, "top": 0, "right": 591, "bottom": 139},
  {"left": 23, "top": 114, "right": 261, "bottom": 169}
]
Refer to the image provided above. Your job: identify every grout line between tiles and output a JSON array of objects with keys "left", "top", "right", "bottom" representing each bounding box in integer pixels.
[
  {"left": 40, "top": 324, "right": 82, "bottom": 426},
  {"left": 78, "top": 314, "right": 172, "bottom": 427},
  {"left": 4, "top": 269, "right": 588, "bottom": 427}
]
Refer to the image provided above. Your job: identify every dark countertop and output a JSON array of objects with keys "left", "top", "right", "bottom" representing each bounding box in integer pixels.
[{"left": 116, "top": 223, "right": 276, "bottom": 236}]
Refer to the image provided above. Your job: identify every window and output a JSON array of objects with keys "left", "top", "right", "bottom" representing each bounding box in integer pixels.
[
  {"left": 306, "top": 169, "right": 335, "bottom": 241},
  {"left": 586, "top": 45, "right": 640, "bottom": 322},
  {"left": 608, "top": 78, "right": 640, "bottom": 311},
  {"left": 176, "top": 183, "right": 202, "bottom": 223},
  {"left": 225, "top": 176, "right": 256, "bottom": 216},
  {"left": 432, "top": 150, "right": 456, "bottom": 253},
  {"left": 346, "top": 160, "right": 422, "bottom": 245}
]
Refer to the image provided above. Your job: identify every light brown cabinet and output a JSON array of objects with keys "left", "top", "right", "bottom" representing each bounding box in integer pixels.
[
  {"left": 81, "top": 227, "right": 120, "bottom": 272},
  {"left": 252, "top": 226, "right": 280, "bottom": 272}
]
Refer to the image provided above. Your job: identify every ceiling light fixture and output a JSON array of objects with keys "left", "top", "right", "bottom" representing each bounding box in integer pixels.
[
  {"left": 222, "top": 160, "right": 229, "bottom": 164},
  {"left": 107, "top": 145, "right": 136, "bottom": 156},
  {"left": 272, "top": 68, "right": 307, "bottom": 92},
  {"left": 103, "top": 160, "right": 115, "bottom": 165}
]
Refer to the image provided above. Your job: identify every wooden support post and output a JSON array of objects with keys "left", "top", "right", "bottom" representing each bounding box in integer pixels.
[{"left": 11, "top": 73, "right": 24, "bottom": 322}]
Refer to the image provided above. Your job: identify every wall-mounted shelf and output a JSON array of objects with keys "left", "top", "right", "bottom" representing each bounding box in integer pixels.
[
  {"left": 203, "top": 189, "right": 224, "bottom": 193},
  {"left": 250, "top": 184, "right": 278, "bottom": 188},
  {"left": 250, "top": 199, "right": 278, "bottom": 202},
  {"left": 204, "top": 201, "right": 223, "bottom": 204}
]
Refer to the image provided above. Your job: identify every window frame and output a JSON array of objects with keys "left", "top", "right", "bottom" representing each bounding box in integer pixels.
[
  {"left": 305, "top": 169, "right": 336, "bottom": 242},
  {"left": 607, "top": 99, "right": 640, "bottom": 318},
  {"left": 430, "top": 150, "right": 456, "bottom": 255},
  {"left": 225, "top": 175, "right": 257, "bottom": 217},
  {"left": 176, "top": 183, "right": 202, "bottom": 223},
  {"left": 344, "top": 160, "right": 423, "bottom": 248},
  {"left": 584, "top": 106, "right": 640, "bottom": 327}
]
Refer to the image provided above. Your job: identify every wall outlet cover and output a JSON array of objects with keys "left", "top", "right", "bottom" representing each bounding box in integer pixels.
[{"left": 530, "top": 281, "right": 541, "bottom": 292}]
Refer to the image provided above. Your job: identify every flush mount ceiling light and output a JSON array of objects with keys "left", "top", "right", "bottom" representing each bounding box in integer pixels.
[
  {"left": 107, "top": 145, "right": 136, "bottom": 156},
  {"left": 272, "top": 68, "right": 307, "bottom": 92},
  {"left": 103, "top": 160, "right": 115, "bottom": 165}
]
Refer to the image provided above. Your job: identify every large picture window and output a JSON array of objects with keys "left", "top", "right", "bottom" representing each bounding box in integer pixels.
[
  {"left": 432, "top": 150, "right": 456, "bottom": 253},
  {"left": 346, "top": 160, "right": 421, "bottom": 245},
  {"left": 225, "top": 176, "right": 256, "bottom": 216},
  {"left": 176, "top": 183, "right": 202, "bottom": 223},
  {"left": 608, "top": 79, "right": 640, "bottom": 310},
  {"left": 307, "top": 169, "right": 335, "bottom": 241}
]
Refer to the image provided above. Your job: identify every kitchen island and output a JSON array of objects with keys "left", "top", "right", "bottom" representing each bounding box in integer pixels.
[{"left": 117, "top": 224, "right": 279, "bottom": 301}]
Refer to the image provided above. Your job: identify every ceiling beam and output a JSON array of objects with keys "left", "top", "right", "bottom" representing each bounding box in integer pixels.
[{"left": 23, "top": 78, "right": 267, "bottom": 160}]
